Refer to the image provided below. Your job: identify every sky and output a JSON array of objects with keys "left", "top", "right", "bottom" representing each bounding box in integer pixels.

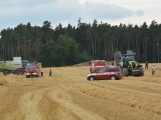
[{"left": 0, "top": 0, "right": 161, "bottom": 30}]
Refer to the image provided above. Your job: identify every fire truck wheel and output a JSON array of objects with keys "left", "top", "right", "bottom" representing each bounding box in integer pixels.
[{"left": 26, "top": 75, "right": 30, "bottom": 78}]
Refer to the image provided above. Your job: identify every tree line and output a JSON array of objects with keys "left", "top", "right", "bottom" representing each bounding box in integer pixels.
[{"left": 0, "top": 19, "right": 161, "bottom": 67}]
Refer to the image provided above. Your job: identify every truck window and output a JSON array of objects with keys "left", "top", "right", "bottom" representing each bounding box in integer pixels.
[
  {"left": 106, "top": 68, "right": 119, "bottom": 72},
  {"left": 26, "top": 65, "right": 37, "bottom": 69},
  {"left": 106, "top": 68, "right": 112, "bottom": 72}
]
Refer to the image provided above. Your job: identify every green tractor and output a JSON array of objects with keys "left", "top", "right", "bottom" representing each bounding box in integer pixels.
[{"left": 114, "top": 50, "right": 144, "bottom": 77}]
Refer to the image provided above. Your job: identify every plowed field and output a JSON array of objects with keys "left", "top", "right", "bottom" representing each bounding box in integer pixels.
[{"left": 0, "top": 63, "right": 161, "bottom": 120}]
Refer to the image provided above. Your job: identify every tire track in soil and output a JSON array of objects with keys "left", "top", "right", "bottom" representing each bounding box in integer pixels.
[
  {"left": 3, "top": 74, "right": 55, "bottom": 120},
  {"left": 48, "top": 88, "right": 106, "bottom": 120},
  {"left": 70, "top": 82, "right": 161, "bottom": 116},
  {"left": 9, "top": 88, "right": 49, "bottom": 120},
  {"left": 88, "top": 81, "right": 161, "bottom": 97}
]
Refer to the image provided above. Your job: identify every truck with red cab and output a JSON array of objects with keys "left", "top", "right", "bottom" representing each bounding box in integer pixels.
[
  {"left": 89, "top": 60, "right": 107, "bottom": 73},
  {"left": 87, "top": 66, "right": 123, "bottom": 81},
  {"left": 25, "top": 63, "right": 40, "bottom": 78}
]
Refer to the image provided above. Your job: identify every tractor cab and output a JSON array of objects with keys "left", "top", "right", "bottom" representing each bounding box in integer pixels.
[{"left": 122, "top": 54, "right": 135, "bottom": 67}]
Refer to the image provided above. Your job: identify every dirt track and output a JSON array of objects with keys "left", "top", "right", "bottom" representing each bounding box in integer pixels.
[{"left": 0, "top": 63, "right": 161, "bottom": 120}]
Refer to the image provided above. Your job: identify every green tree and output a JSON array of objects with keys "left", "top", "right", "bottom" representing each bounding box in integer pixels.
[
  {"left": 42, "top": 21, "right": 53, "bottom": 43},
  {"left": 40, "top": 40, "right": 57, "bottom": 67},
  {"left": 56, "top": 35, "right": 70, "bottom": 66}
]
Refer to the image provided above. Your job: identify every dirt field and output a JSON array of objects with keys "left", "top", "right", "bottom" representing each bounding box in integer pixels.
[{"left": 0, "top": 63, "right": 161, "bottom": 120}]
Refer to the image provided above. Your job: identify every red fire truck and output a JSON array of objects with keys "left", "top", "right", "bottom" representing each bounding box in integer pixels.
[{"left": 89, "top": 60, "right": 107, "bottom": 73}]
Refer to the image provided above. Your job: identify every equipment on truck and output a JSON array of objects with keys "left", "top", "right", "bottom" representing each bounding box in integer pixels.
[
  {"left": 0, "top": 57, "right": 28, "bottom": 75},
  {"left": 89, "top": 60, "right": 107, "bottom": 73},
  {"left": 114, "top": 50, "right": 144, "bottom": 77}
]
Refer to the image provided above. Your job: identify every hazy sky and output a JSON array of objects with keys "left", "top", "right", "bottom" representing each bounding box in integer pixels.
[{"left": 0, "top": 0, "right": 160, "bottom": 30}]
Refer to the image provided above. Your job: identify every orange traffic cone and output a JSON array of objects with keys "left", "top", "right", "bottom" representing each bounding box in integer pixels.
[{"left": 49, "top": 68, "right": 52, "bottom": 76}]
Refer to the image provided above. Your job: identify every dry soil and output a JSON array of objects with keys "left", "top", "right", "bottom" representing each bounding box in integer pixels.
[{"left": 0, "top": 63, "right": 161, "bottom": 120}]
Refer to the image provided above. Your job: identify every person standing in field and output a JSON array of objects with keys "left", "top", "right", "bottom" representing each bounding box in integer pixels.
[
  {"left": 49, "top": 68, "right": 52, "bottom": 76},
  {"left": 152, "top": 64, "right": 156, "bottom": 75},
  {"left": 145, "top": 61, "right": 148, "bottom": 69}
]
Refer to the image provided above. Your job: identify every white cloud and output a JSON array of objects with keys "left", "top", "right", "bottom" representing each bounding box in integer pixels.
[
  {"left": 135, "top": 9, "right": 144, "bottom": 17},
  {"left": 0, "top": 0, "right": 161, "bottom": 30}
]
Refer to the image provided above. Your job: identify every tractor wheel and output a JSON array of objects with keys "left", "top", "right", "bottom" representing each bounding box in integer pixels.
[
  {"left": 123, "top": 68, "right": 129, "bottom": 77},
  {"left": 17, "top": 69, "right": 24, "bottom": 75},
  {"left": 3, "top": 70, "right": 10, "bottom": 75},
  {"left": 139, "top": 67, "right": 144, "bottom": 76},
  {"left": 89, "top": 76, "right": 95, "bottom": 81}
]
